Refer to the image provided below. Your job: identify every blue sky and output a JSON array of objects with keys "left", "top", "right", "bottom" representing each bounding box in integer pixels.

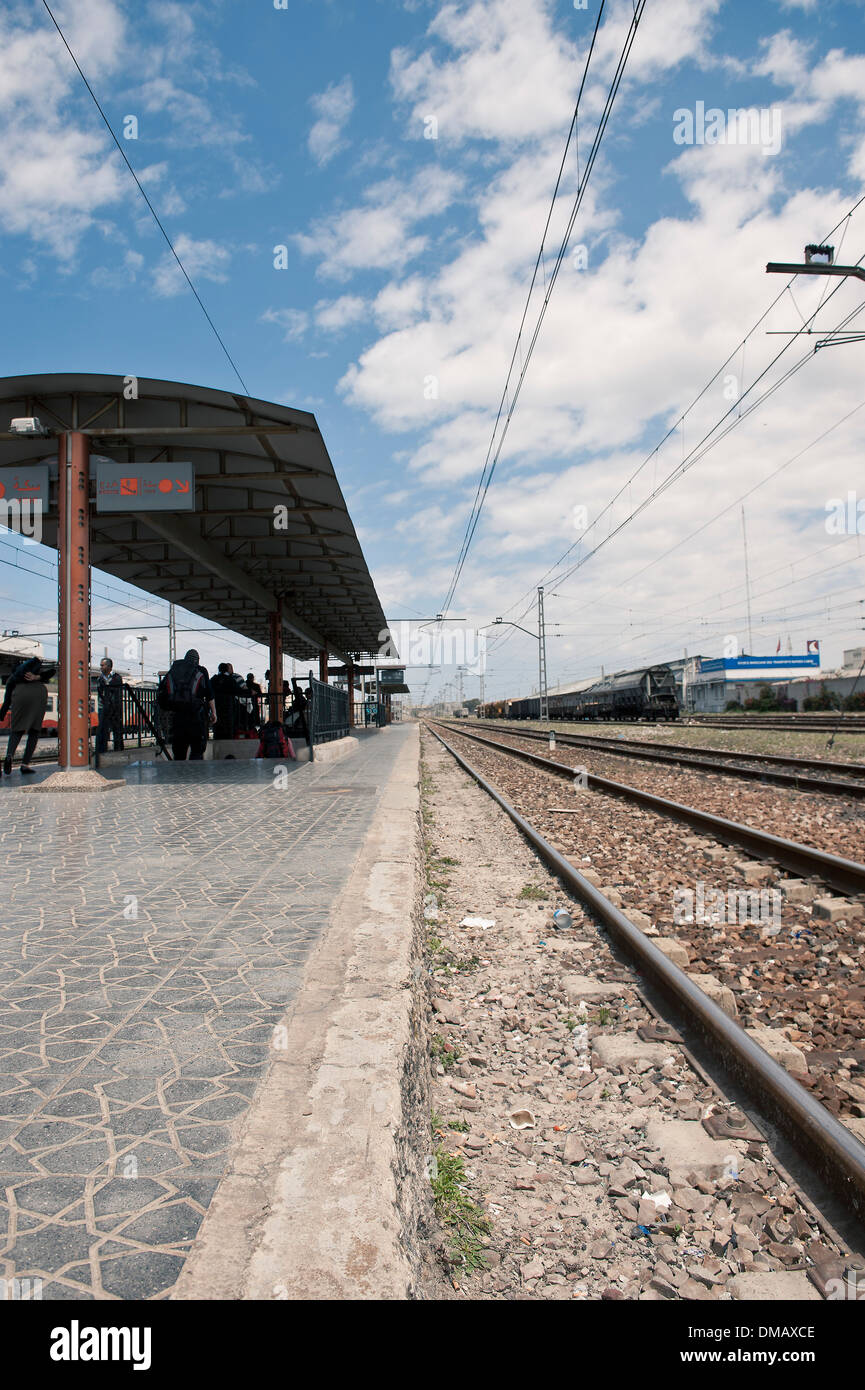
[{"left": 2, "top": 0, "right": 865, "bottom": 700}]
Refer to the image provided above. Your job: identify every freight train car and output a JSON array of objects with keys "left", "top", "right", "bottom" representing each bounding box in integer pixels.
[
  {"left": 582, "top": 664, "right": 678, "bottom": 721},
  {"left": 503, "top": 664, "right": 679, "bottom": 723}
]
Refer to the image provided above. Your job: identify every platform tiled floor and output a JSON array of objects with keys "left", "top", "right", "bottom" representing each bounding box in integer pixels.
[{"left": 0, "top": 729, "right": 410, "bottom": 1299}]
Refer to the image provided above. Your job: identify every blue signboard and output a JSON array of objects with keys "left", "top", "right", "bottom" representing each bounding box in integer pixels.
[
  {"left": 700, "top": 655, "right": 820, "bottom": 673},
  {"left": 95, "top": 460, "right": 195, "bottom": 512}
]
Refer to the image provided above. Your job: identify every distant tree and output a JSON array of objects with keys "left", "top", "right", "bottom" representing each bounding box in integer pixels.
[
  {"left": 843, "top": 690, "right": 865, "bottom": 712},
  {"left": 724, "top": 700, "right": 743, "bottom": 712}
]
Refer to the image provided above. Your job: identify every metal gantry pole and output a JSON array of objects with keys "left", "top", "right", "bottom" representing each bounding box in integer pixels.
[
  {"left": 169, "top": 603, "right": 176, "bottom": 663},
  {"left": 538, "top": 586, "right": 549, "bottom": 723}
]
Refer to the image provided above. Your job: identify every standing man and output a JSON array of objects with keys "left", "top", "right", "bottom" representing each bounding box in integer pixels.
[
  {"left": 211, "top": 662, "right": 238, "bottom": 738},
  {"left": 96, "top": 657, "right": 124, "bottom": 754}
]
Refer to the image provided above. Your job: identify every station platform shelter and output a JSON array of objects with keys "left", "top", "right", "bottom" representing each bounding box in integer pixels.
[
  {"left": 0, "top": 375, "right": 422, "bottom": 1301},
  {"left": 0, "top": 372, "right": 392, "bottom": 780}
]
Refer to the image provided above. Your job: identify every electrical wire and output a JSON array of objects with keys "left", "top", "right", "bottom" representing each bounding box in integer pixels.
[
  {"left": 40, "top": 0, "right": 251, "bottom": 397},
  {"left": 440, "top": 0, "right": 646, "bottom": 614}
]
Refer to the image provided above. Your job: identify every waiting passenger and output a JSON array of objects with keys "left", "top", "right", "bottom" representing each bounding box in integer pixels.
[
  {"left": 246, "top": 672, "right": 263, "bottom": 723},
  {"left": 96, "top": 657, "right": 124, "bottom": 753},
  {"left": 157, "top": 649, "right": 215, "bottom": 761},
  {"left": 0, "top": 656, "right": 53, "bottom": 776},
  {"left": 211, "top": 662, "right": 239, "bottom": 738}
]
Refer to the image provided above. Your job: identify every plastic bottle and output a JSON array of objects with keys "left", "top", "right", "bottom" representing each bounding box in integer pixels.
[{"left": 552, "top": 907, "right": 573, "bottom": 931}]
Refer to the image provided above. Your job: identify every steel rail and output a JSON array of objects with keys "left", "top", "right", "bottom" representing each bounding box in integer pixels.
[
  {"left": 427, "top": 721, "right": 865, "bottom": 1228},
  {"left": 431, "top": 721, "right": 865, "bottom": 898},
  {"left": 462, "top": 721, "right": 865, "bottom": 798},
  {"left": 694, "top": 715, "right": 865, "bottom": 733}
]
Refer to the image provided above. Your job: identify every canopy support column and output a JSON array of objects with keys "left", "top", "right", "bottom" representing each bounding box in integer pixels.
[
  {"left": 29, "top": 432, "right": 116, "bottom": 792},
  {"left": 319, "top": 648, "right": 328, "bottom": 683},
  {"left": 60, "top": 430, "right": 91, "bottom": 769},
  {"left": 269, "top": 605, "right": 283, "bottom": 721}
]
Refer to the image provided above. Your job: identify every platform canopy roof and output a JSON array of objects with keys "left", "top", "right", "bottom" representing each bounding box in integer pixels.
[{"left": 0, "top": 374, "right": 389, "bottom": 664}]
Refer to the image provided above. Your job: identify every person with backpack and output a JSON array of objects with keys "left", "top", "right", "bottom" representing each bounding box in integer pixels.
[
  {"left": 256, "top": 721, "right": 296, "bottom": 760},
  {"left": 157, "top": 649, "right": 215, "bottom": 761}
]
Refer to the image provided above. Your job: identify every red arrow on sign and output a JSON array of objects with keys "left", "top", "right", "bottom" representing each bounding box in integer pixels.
[{"left": 175, "top": 480, "right": 190, "bottom": 493}]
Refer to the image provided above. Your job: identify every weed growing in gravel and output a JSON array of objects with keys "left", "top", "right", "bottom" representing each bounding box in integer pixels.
[
  {"left": 448, "top": 1118, "right": 469, "bottom": 1132},
  {"left": 431, "top": 1109, "right": 444, "bottom": 1131},
  {"left": 452, "top": 955, "right": 480, "bottom": 973},
  {"left": 431, "top": 1033, "right": 461, "bottom": 1071},
  {"left": 518, "top": 883, "right": 549, "bottom": 901},
  {"left": 431, "top": 1148, "right": 491, "bottom": 1274},
  {"left": 426, "top": 935, "right": 443, "bottom": 953},
  {"left": 593, "top": 1006, "right": 613, "bottom": 1026}
]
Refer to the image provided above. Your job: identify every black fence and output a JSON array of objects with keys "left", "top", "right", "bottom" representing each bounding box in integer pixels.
[
  {"left": 354, "top": 699, "right": 387, "bottom": 728},
  {"left": 308, "top": 674, "right": 349, "bottom": 746}
]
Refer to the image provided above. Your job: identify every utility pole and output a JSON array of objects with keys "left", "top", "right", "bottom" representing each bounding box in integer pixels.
[
  {"left": 168, "top": 604, "right": 176, "bottom": 664},
  {"left": 479, "top": 669, "right": 485, "bottom": 716},
  {"left": 538, "top": 586, "right": 549, "bottom": 722},
  {"left": 741, "top": 505, "right": 754, "bottom": 655}
]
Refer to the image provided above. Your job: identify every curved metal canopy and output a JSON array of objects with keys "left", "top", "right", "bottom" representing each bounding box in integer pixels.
[{"left": 0, "top": 374, "right": 389, "bottom": 664}]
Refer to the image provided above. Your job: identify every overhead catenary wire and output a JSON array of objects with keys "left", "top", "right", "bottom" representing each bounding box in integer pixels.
[
  {"left": 440, "top": 0, "right": 647, "bottom": 616},
  {"left": 499, "top": 191, "right": 865, "bottom": 624},
  {"left": 491, "top": 273, "right": 865, "bottom": 666},
  {"left": 39, "top": 1, "right": 251, "bottom": 397}
]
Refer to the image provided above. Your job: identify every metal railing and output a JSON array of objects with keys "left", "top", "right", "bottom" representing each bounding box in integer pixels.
[
  {"left": 308, "top": 673, "right": 349, "bottom": 746},
  {"left": 354, "top": 699, "right": 386, "bottom": 728}
]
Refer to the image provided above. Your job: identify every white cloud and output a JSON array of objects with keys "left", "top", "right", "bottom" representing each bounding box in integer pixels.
[
  {"left": 314, "top": 295, "right": 368, "bottom": 331},
  {"left": 390, "top": 0, "right": 722, "bottom": 146},
  {"left": 294, "top": 166, "right": 462, "bottom": 280},
  {"left": 312, "top": 2, "right": 865, "bottom": 687},
  {"left": 0, "top": 0, "right": 128, "bottom": 258},
  {"left": 308, "top": 76, "right": 356, "bottom": 166},
  {"left": 260, "top": 307, "right": 310, "bottom": 341},
  {"left": 152, "top": 234, "right": 231, "bottom": 296}
]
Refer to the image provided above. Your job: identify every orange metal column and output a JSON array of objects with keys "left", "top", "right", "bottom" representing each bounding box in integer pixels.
[
  {"left": 318, "top": 648, "right": 328, "bottom": 683},
  {"left": 269, "top": 606, "right": 283, "bottom": 721},
  {"left": 58, "top": 431, "right": 91, "bottom": 769}
]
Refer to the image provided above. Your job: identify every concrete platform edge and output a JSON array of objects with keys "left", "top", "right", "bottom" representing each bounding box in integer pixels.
[{"left": 172, "top": 722, "right": 429, "bottom": 1301}]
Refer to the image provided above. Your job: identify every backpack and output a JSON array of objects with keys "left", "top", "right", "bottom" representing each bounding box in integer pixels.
[
  {"left": 258, "top": 721, "right": 290, "bottom": 758},
  {"left": 158, "top": 659, "right": 206, "bottom": 713}
]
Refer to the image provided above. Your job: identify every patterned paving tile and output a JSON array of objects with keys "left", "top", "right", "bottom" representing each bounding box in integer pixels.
[{"left": 0, "top": 731, "right": 410, "bottom": 1299}]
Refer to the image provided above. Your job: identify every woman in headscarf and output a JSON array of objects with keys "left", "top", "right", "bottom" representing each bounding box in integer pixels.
[{"left": 0, "top": 657, "right": 50, "bottom": 776}]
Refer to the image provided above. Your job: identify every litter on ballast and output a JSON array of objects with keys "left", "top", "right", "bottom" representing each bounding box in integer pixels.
[{"left": 508, "top": 1109, "right": 536, "bottom": 1130}]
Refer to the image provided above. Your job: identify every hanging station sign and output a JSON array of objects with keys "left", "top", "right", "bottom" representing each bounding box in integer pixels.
[
  {"left": 95, "top": 461, "right": 195, "bottom": 512},
  {"left": 0, "top": 464, "right": 50, "bottom": 511},
  {"left": 378, "top": 667, "right": 406, "bottom": 685}
]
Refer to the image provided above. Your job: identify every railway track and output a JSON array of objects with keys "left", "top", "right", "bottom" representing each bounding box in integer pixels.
[
  {"left": 464, "top": 720, "right": 865, "bottom": 799},
  {"left": 434, "top": 720, "right": 865, "bottom": 897},
  {"left": 426, "top": 720, "right": 865, "bottom": 1240},
  {"left": 692, "top": 715, "right": 865, "bottom": 733}
]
